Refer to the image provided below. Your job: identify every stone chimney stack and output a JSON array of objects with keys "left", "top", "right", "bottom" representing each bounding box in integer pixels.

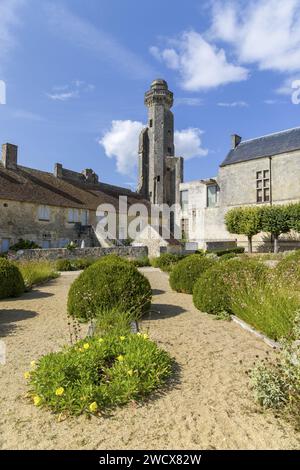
[
  {"left": 231, "top": 134, "right": 242, "bottom": 149},
  {"left": 2, "top": 143, "right": 18, "bottom": 169},
  {"left": 54, "top": 163, "right": 63, "bottom": 178}
]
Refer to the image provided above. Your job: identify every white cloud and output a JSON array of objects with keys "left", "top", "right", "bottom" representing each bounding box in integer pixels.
[
  {"left": 47, "top": 80, "right": 95, "bottom": 101},
  {"left": 100, "top": 120, "right": 208, "bottom": 175},
  {"left": 0, "top": 0, "right": 25, "bottom": 73},
  {"left": 174, "top": 97, "right": 203, "bottom": 106},
  {"left": 174, "top": 128, "right": 208, "bottom": 160},
  {"left": 217, "top": 101, "right": 248, "bottom": 107},
  {"left": 211, "top": 0, "right": 300, "bottom": 74},
  {"left": 47, "top": 4, "right": 155, "bottom": 80},
  {"left": 150, "top": 30, "right": 248, "bottom": 91},
  {"left": 100, "top": 120, "right": 144, "bottom": 175}
]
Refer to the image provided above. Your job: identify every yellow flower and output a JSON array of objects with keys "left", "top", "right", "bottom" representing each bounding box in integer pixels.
[
  {"left": 89, "top": 402, "right": 98, "bottom": 413},
  {"left": 30, "top": 360, "right": 36, "bottom": 368},
  {"left": 143, "top": 333, "right": 149, "bottom": 340},
  {"left": 83, "top": 343, "right": 90, "bottom": 350},
  {"left": 55, "top": 387, "right": 65, "bottom": 396},
  {"left": 98, "top": 338, "right": 104, "bottom": 344},
  {"left": 117, "top": 355, "right": 124, "bottom": 362},
  {"left": 120, "top": 336, "right": 126, "bottom": 341},
  {"left": 24, "top": 371, "right": 31, "bottom": 380},
  {"left": 127, "top": 369, "right": 133, "bottom": 377},
  {"left": 137, "top": 332, "right": 141, "bottom": 336},
  {"left": 33, "top": 395, "right": 42, "bottom": 406}
]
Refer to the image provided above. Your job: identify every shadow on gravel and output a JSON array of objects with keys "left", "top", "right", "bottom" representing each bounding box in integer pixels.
[
  {"left": 142, "top": 304, "right": 186, "bottom": 321},
  {"left": 0, "top": 309, "right": 37, "bottom": 337}
]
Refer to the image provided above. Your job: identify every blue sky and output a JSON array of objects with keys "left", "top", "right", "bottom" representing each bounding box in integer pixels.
[{"left": 1, "top": 0, "right": 300, "bottom": 189}]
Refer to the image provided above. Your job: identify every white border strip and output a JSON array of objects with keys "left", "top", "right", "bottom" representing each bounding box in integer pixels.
[{"left": 231, "top": 315, "right": 281, "bottom": 349}]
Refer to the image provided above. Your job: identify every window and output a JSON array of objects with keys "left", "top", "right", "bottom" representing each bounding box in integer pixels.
[
  {"left": 256, "top": 170, "right": 270, "bottom": 203},
  {"left": 1, "top": 238, "right": 10, "bottom": 252},
  {"left": 81, "top": 210, "right": 88, "bottom": 225},
  {"left": 181, "top": 218, "right": 189, "bottom": 240},
  {"left": 38, "top": 205, "right": 50, "bottom": 221},
  {"left": 207, "top": 185, "right": 218, "bottom": 208},
  {"left": 68, "top": 208, "right": 80, "bottom": 223},
  {"left": 167, "top": 147, "right": 172, "bottom": 154},
  {"left": 180, "top": 190, "right": 189, "bottom": 211},
  {"left": 149, "top": 119, "right": 153, "bottom": 127}
]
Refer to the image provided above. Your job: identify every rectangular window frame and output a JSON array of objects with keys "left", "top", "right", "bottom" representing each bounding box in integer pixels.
[
  {"left": 207, "top": 184, "right": 218, "bottom": 208},
  {"left": 256, "top": 170, "right": 270, "bottom": 203},
  {"left": 180, "top": 190, "right": 189, "bottom": 211},
  {"left": 38, "top": 205, "right": 50, "bottom": 221}
]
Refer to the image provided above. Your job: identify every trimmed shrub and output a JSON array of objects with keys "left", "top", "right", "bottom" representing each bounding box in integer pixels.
[
  {"left": 72, "top": 258, "right": 96, "bottom": 270},
  {"left": 26, "top": 332, "right": 173, "bottom": 415},
  {"left": 0, "top": 258, "right": 25, "bottom": 299},
  {"left": 151, "top": 253, "right": 187, "bottom": 272},
  {"left": 169, "top": 254, "right": 216, "bottom": 294},
  {"left": 193, "top": 258, "right": 267, "bottom": 315},
  {"left": 67, "top": 255, "right": 152, "bottom": 322},
  {"left": 130, "top": 256, "right": 151, "bottom": 267},
  {"left": 209, "top": 247, "right": 245, "bottom": 257},
  {"left": 219, "top": 252, "right": 238, "bottom": 261}
]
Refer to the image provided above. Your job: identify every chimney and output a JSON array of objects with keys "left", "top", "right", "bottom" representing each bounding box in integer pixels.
[
  {"left": 231, "top": 134, "right": 242, "bottom": 149},
  {"left": 2, "top": 143, "right": 18, "bottom": 169},
  {"left": 54, "top": 163, "right": 63, "bottom": 178},
  {"left": 82, "top": 168, "right": 99, "bottom": 184}
]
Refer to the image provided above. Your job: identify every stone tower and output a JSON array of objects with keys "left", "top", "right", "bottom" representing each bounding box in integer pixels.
[{"left": 137, "top": 79, "right": 183, "bottom": 207}]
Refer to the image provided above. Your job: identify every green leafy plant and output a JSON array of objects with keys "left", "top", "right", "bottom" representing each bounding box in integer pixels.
[
  {"left": 26, "top": 332, "right": 173, "bottom": 415},
  {"left": 260, "top": 205, "right": 290, "bottom": 253},
  {"left": 17, "top": 260, "right": 59, "bottom": 289},
  {"left": 0, "top": 258, "right": 25, "bottom": 299},
  {"left": 225, "top": 207, "right": 262, "bottom": 253},
  {"left": 10, "top": 239, "right": 41, "bottom": 251},
  {"left": 208, "top": 247, "right": 245, "bottom": 256},
  {"left": 130, "top": 256, "right": 151, "bottom": 268},
  {"left": 56, "top": 259, "right": 73, "bottom": 272},
  {"left": 151, "top": 253, "right": 187, "bottom": 272},
  {"left": 251, "top": 311, "right": 300, "bottom": 428},
  {"left": 67, "top": 255, "right": 152, "bottom": 322},
  {"left": 193, "top": 258, "right": 267, "bottom": 315},
  {"left": 169, "top": 254, "right": 216, "bottom": 294}
]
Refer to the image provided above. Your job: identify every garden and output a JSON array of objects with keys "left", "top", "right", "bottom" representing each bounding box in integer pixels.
[{"left": 0, "top": 238, "right": 299, "bottom": 448}]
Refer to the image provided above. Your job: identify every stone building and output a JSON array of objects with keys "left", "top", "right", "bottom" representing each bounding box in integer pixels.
[
  {"left": 180, "top": 128, "right": 300, "bottom": 251},
  {"left": 137, "top": 79, "right": 183, "bottom": 208},
  {"left": 0, "top": 143, "right": 149, "bottom": 252}
]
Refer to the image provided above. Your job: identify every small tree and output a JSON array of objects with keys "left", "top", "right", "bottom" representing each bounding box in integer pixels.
[
  {"left": 225, "top": 206, "right": 262, "bottom": 253},
  {"left": 287, "top": 202, "right": 300, "bottom": 233},
  {"left": 260, "top": 205, "right": 290, "bottom": 253}
]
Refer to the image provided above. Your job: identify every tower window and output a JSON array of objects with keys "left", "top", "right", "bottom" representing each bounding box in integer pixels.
[
  {"left": 167, "top": 147, "right": 172, "bottom": 154},
  {"left": 157, "top": 175, "right": 160, "bottom": 182},
  {"left": 207, "top": 185, "right": 218, "bottom": 208},
  {"left": 149, "top": 119, "right": 153, "bottom": 127}
]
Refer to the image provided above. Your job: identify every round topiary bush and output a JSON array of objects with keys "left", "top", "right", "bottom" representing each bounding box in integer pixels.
[
  {"left": 151, "top": 253, "right": 187, "bottom": 272},
  {"left": 26, "top": 332, "right": 173, "bottom": 415},
  {"left": 169, "top": 254, "right": 216, "bottom": 294},
  {"left": 67, "top": 255, "right": 152, "bottom": 321},
  {"left": 193, "top": 258, "right": 267, "bottom": 315},
  {"left": 0, "top": 258, "right": 25, "bottom": 299}
]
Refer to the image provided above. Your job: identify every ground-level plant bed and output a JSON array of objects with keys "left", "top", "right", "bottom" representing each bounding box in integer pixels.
[
  {"left": 16, "top": 260, "right": 59, "bottom": 289},
  {"left": 25, "top": 332, "right": 173, "bottom": 416}
]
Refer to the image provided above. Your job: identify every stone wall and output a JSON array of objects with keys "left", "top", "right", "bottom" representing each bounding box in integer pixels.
[{"left": 8, "top": 245, "right": 148, "bottom": 261}]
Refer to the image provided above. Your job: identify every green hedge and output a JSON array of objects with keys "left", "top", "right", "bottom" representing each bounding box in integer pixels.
[
  {"left": 169, "top": 254, "right": 215, "bottom": 294},
  {"left": 0, "top": 258, "right": 25, "bottom": 299},
  {"left": 208, "top": 247, "right": 245, "bottom": 257},
  {"left": 193, "top": 258, "right": 267, "bottom": 315},
  {"left": 67, "top": 255, "right": 152, "bottom": 322},
  {"left": 151, "top": 253, "right": 187, "bottom": 272},
  {"left": 56, "top": 258, "right": 96, "bottom": 272},
  {"left": 26, "top": 332, "right": 172, "bottom": 415},
  {"left": 130, "top": 256, "right": 151, "bottom": 267}
]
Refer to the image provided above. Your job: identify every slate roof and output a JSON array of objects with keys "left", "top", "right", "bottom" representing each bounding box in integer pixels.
[
  {"left": 221, "top": 127, "right": 300, "bottom": 166},
  {"left": 0, "top": 164, "right": 149, "bottom": 211}
]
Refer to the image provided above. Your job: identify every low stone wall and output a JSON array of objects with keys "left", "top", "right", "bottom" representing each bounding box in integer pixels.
[{"left": 8, "top": 246, "right": 148, "bottom": 261}]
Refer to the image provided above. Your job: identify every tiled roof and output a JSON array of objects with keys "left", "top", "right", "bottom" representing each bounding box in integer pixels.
[
  {"left": 221, "top": 127, "right": 300, "bottom": 166},
  {"left": 0, "top": 164, "right": 149, "bottom": 211}
]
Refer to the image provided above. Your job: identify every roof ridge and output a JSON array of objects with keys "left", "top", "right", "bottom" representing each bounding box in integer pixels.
[{"left": 240, "top": 126, "right": 300, "bottom": 145}]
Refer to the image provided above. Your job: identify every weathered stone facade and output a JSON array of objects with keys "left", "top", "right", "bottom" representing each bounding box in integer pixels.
[{"left": 179, "top": 131, "right": 300, "bottom": 252}]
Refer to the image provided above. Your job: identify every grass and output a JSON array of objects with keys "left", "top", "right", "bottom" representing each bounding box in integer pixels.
[
  {"left": 231, "top": 280, "right": 300, "bottom": 340},
  {"left": 16, "top": 260, "right": 59, "bottom": 289}
]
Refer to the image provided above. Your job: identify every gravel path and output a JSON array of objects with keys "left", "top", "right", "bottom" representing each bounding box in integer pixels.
[{"left": 0, "top": 268, "right": 299, "bottom": 450}]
